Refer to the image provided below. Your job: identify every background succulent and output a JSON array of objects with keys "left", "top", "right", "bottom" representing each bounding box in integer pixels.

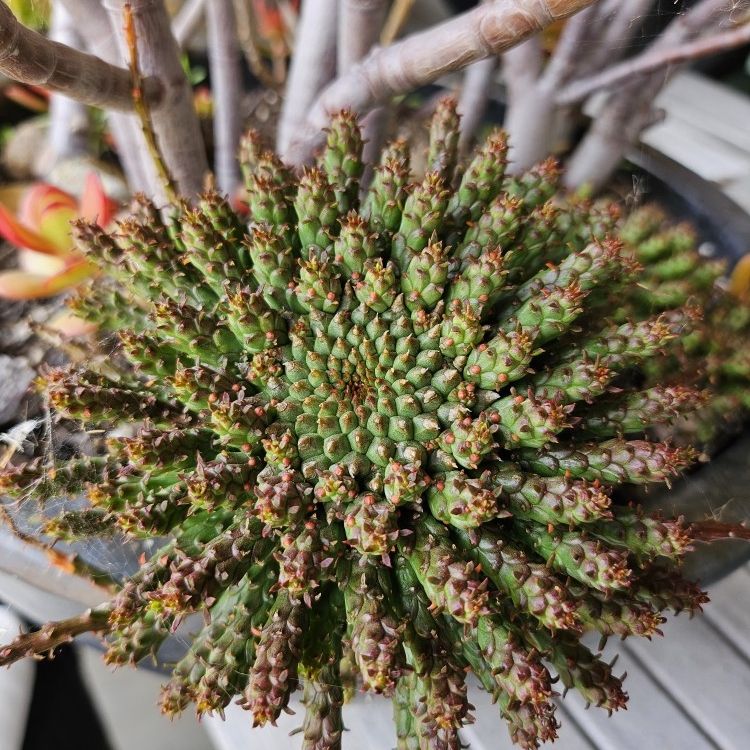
[
  {"left": 617, "top": 205, "right": 750, "bottom": 451},
  {"left": 0, "top": 101, "right": 715, "bottom": 750}
]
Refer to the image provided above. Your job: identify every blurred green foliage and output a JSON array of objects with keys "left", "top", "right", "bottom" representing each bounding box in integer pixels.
[{"left": 8, "top": 0, "right": 51, "bottom": 29}]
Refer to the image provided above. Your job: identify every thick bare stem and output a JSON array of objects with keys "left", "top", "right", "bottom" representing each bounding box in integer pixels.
[
  {"left": 45, "top": 4, "right": 90, "bottom": 168},
  {"left": 58, "top": 0, "right": 153, "bottom": 193},
  {"left": 559, "top": 23, "right": 750, "bottom": 106},
  {"left": 277, "top": 0, "right": 339, "bottom": 155},
  {"left": 540, "top": 5, "right": 597, "bottom": 87},
  {"left": 338, "top": 1, "right": 390, "bottom": 180},
  {"left": 502, "top": 35, "right": 554, "bottom": 171},
  {"left": 338, "top": 0, "right": 389, "bottom": 72},
  {"left": 104, "top": 0, "right": 208, "bottom": 199},
  {"left": 0, "top": 1, "right": 162, "bottom": 112},
  {"left": 585, "top": 0, "right": 656, "bottom": 71},
  {"left": 0, "top": 606, "right": 111, "bottom": 667},
  {"left": 206, "top": 0, "right": 242, "bottom": 195},
  {"left": 172, "top": 0, "right": 206, "bottom": 48},
  {"left": 286, "top": 0, "right": 599, "bottom": 164},
  {"left": 457, "top": 56, "right": 498, "bottom": 153}
]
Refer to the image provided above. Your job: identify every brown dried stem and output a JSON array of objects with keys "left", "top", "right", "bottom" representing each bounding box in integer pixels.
[
  {"left": 0, "top": 607, "right": 111, "bottom": 668},
  {"left": 123, "top": 3, "right": 179, "bottom": 204},
  {"left": 0, "top": 0, "right": 162, "bottom": 112},
  {"left": 691, "top": 520, "right": 750, "bottom": 543},
  {"left": 380, "top": 0, "right": 416, "bottom": 45},
  {"left": 232, "top": 0, "right": 279, "bottom": 89},
  {"left": 104, "top": 0, "right": 208, "bottom": 199}
]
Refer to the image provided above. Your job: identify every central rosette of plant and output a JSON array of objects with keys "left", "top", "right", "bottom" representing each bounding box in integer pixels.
[{"left": 1, "top": 101, "right": 709, "bottom": 750}]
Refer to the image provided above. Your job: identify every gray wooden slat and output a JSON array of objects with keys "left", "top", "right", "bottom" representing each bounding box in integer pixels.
[
  {"left": 78, "top": 647, "right": 212, "bottom": 750},
  {"left": 701, "top": 563, "right": 750, "bottom": 663},
  {"left": 625, "top": 614, "right": 750, "bottom": 750},
  {"left": 656, "top": 73, "right": 750, "bottom": 154},
  {"left": 723, "top": 175, "right": 750, "bottom": 215},
  {"left": 641, "top": 120, "right": 750, "bottom": 184},
  {"left": 206, "top": 693, "right": 398, "bottom": 750},
  {"left": 561, "top": 634, "right": 717, "bottom": 750}
]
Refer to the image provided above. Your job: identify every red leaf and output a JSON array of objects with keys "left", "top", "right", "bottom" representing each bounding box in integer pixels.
[{"left": 79, "top": 172, "right": 118, "bottom": 228}]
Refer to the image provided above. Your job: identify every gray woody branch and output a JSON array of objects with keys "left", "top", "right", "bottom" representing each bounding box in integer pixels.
[
  {"left": 284, "top": 0, "right": 599, "bottom": 164},
  {"left": 0, "top": 0, "right": 162, "bottom": 112}
]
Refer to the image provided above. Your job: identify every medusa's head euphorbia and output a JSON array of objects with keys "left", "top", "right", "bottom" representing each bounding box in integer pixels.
[
  {"left": 0, "top": 173, "right": 116, "bottom": 300},
  {"left": 0, "top": 102, "right": 710, "bottom": 750}
]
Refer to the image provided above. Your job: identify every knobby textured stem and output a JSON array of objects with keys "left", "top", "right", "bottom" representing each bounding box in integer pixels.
[
  {"left": 45, "top": 3, "right": 90, "bottom": 168},
  {"left": 0, "top": 0, "right": 162, "bottom": 112},
  {"left": 104, "top": 0, "right": 208, "bottom": 199},
  {"left": 285, "top": 0, "right": 598, "bottom": 164},
  {"left": 0, "top": 607, "right": 111, "bottom": 667},
  {"left": 58, "top": 0, "right": 154, "bottom": 193},
  {"left": 559, "top": 22, "right": 750, "bottom": 105},
  {"left": 206, "top": 0, "right": 242, "bottom": 195},
  {"left": 277, "top": 0, "right": 339, "bottom": 155},
  {"left": 172, "top": 0, "right": 206, "bottom": 48}
]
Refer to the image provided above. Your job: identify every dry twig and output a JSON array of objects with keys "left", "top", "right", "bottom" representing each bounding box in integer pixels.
[
  {"left": 123, "top": 3, "right": 179, "bottom": 203},
  {"left": 104, "top": 0, "right": 208, "bottom": 198},
  {"left": 0, "top": 607, "right": 111, "bottom": 667},
  {"left": 558, "top": 22, "right": 750, "bottom": 105},
  {"left": 380, "top": 0, "right": 416, "bottom": 45},
  {"left": 233, "top": 0, "right": 279, "bottom": 89}
]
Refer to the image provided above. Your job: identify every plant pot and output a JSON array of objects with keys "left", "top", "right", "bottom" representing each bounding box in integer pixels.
[{"left": 624, "top": 146, "right": 750, "bottom": 584}]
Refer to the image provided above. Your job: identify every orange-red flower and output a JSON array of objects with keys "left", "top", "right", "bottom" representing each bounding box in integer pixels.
[{"left": 0, "top": 173, "right": 117, "bottom": 300}]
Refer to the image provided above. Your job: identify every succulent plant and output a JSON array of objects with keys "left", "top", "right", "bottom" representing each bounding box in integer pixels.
[
  {"left": 618, "top": 205, "right": 750, "bottom": 449},
  {"left": 0, "top": 102, "right": 710, "bottom": 750}
]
